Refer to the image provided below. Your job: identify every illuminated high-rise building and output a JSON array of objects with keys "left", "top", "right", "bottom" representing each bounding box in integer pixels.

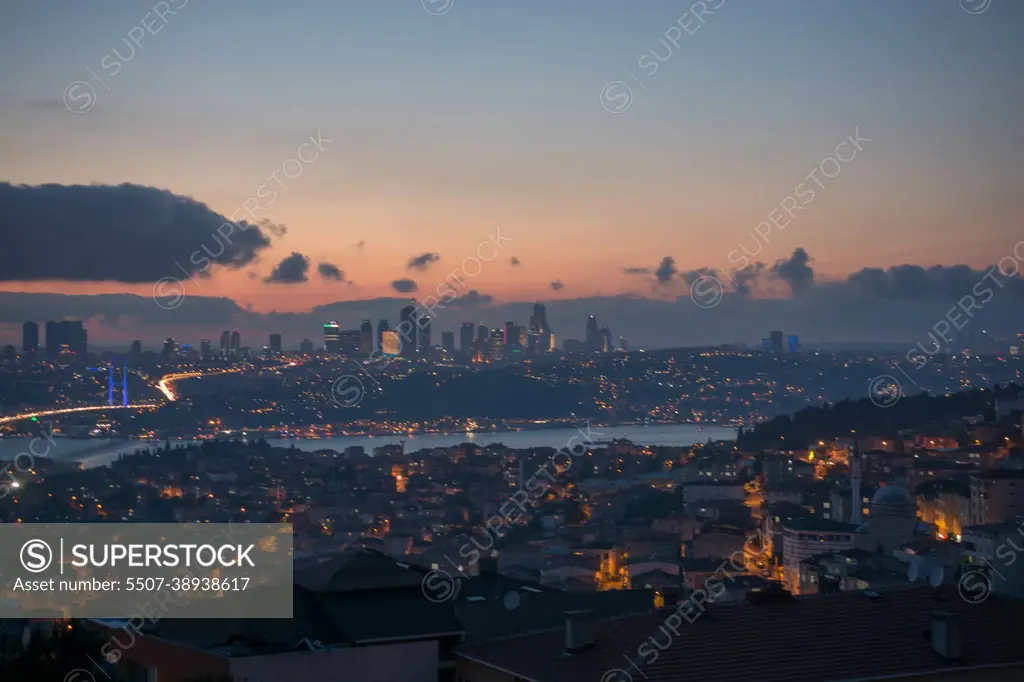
[
  {"left": 460, "top": 322, "right": 475, "bottom": 355},
  {"left": 488, "top": 329, "right": 505, "bottom": 362},
  {"left": 220, "top": 330, "right": 230, "bottom": 354},
  {"left": 162, "top": 337, "right": 176, "bottom": 358},
  {"left": 599, "top": 325, "right": 612, "bottom": 353},
  {"left": 400, "top": 305, "right": 417, "bottom": 355},
  {"left": 381, "top": 330, "right": 401, "bottom": 356},
  {"left": 586, "top": 315, "right": 599, "bottom": 353},
  {"left": 770, "top": 330, "right": 784, "bottom": 356},
  {"left": 200, "top": 339, "right": 212, "bottom": 361},
  {"left": 359, "top": 320, "right": 374, "bottom": 356},
  {"left": 324, "top": 321, "right": 342, "bottom": 353},
  {"left": 417, "top": 312, "right": 432, "bottom": 353},
  {"left": 442, "top": 331, "right": 455, "bottom": 352},
  {"left": 230, "top": 330, "right": 241, "bottom": 355},
  {"left": 269, "top": 333, "right": 282, "bottom": 354},
  {"left": 22, "top": 321, "right": 38, "bottom": 355},
  {"left": 377, "top": 319, "right": 390, "bottom": 353}
]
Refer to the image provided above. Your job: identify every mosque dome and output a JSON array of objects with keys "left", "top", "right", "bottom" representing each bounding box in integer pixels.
[{"left": 869, "top": 484, "right": 915, "bottom": 518}]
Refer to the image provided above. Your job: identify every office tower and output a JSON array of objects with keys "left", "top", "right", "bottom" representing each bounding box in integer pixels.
[
  {"left": 269, "top": 333, "right": 282, "bottom": 354},
  {"left": 619, "top": 336, "right": 628, "bottom": 351},
  {"left": 787, "top": 335, "right": 799, "bottom": 353},
  {"left": 299, "top": 338, "right": 314, "bottom": 354},
  {"left": 586, "top": 315, "right": 599, "bottom": 353},
  {"left": 230, "top": 330, "right": 241, "bottom": 355},
  {"left": 475, "top": 324, "right": 489, "bottom": 362},
  {"left": 339, "top": 330, "right": 361, "bottom": 353},
  {"left": 3, "top": 345, "right": 15, "bottom": 362},
  {"left": 219, "top": 330, "right": 231, "bottom": 354},
  {"left": 400, "top": 305, "right": 417, "bottom": 354},
  {"left": 761, "top": 337, "right": 772, "bottom": 353},
  {"left": 531, "top": 303, "right": 549, "bottom": 333},
  {"left": 324, "top": 321, "right": 341, "bottom": 353},
  {"left": 504, "top": 321, "right": 517, "bottom": 347},
  {"left": 162, "top": 338, "right": 176, "bottom": 358},
  {"left": 599, "top": 326, "right": 612, "bottom": 353},
  {"left": 22, "top": 321, "right": 38, "bottom": 355},
  {"left": 770, "top": 330, "right": 784, "bottom": 356},
  {"left": 377, "top": 319, "right": 390, "bottom": 354},
  {"left": 442, "top": 331, "right": 455, "bottom": 352},
  {"left": 488, "top": 329, "right": 505, "bottom": 362},
  {"left": 417, "top": 312, "right": 432, "bottom": 353},
  {"left": 129, "top": 340, "right": 142, "bottom": 366},
  {"left": 200, "top": 339, "right": 212, "bottom": 361},
  {"left": 45, "top": 321, "right": 58, "bottom": 359},
  {"left": 46, "top": 320, "right": 86, "bottom": 359},
  {"left": 359, "top": 320, "right": 373, "bottom": 356},
  {"left": 381, "top": 329, "right": 401, "bottom": 356},
  {"left": 460, "top": 322, "right": 474, "bottom": 355}
]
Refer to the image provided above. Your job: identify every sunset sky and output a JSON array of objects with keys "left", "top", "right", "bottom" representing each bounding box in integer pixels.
[{"left": 1, "top": 0, "right": 1022, "bottom": 346}]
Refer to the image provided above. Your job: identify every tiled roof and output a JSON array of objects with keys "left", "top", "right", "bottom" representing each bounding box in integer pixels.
[{"left": 457, "top": 586, "right": 1024, "bottom": 682}]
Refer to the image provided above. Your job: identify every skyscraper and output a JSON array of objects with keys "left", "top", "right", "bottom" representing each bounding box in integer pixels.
[
  {"left": 269, "top": 333, "right": 282, "bottom": 354},
  {"left": 220, "top": 330, "right": 231, "bottom": 354},
  {"left": 22, "top": 321, "right": 38, "bottom": 355},
  {"left": 324, "top": 321, "right": 342, "bottom": 353},
  {"left": 442, "top": 331, "right": 455, "bottom": 352},
  {"left": 586, "top": 315, "right": 599, "bottom": 353},
  {"left": 770, "top": 330, "right": 784, "bottom": 356},
  {"left": 400, "top": 305, "right": 417, "bottom": 355},
  {"left": 230, "top": 330, "right": 241, "bottom": 355},
  {"left": 504, "top": 321, "right": 517, "bottom": 347},
  {"left": 488, "top": 329, "right": 505, "bottom": 362},
  {"left": 460, "top": 322, "right": 475, "bottom": 355},
  {"left": 45, "top": 320, "right": 86, "bottom": 359},
  {"left": 359, "top": 320, "right": 373, "bottom": 356},
  {"left": 599, "top": 325, "right": 612, "bottom": 353},
  {"left": 129, "top": 340, "right": 142, "bottom": 366},
  {"left": 162, "top": 338, "right": 176, "bottom": 358},
  {"left": 475, "top": 324, "right": 489, "bottom": 362},
  {"left": 200, "top": 339, "right": 212, "bottom": 361},
  {"left": 417, "top": 312, "right": 432, "bottom": 353},
  {"left": 377, "top": 319, "right": 390, "bottom": 354},
  {"left": 531, "top": 303, "right": 549, "bottom": 333},
  {"left": 299, "top": 338, "right": 314, "bottom": 354}
]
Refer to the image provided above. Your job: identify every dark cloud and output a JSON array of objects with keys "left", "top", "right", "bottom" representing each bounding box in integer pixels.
[
  {"left": 264, "top": 252, "right": 310, "bottom": 284},
  {"left": 318, "top": 262, "right": 347, "bottom": 283},
  {"left": 446, "top": 290, "right": 494, "bottom": 308},
  {"left": 655, "top": 257, "right": 678, "bottom": 284},
  {"left": 391, "top": 278, "right": 419, "bottom": 293},
  {"left": 682, "top": 268, "right": 719, "bottom": 285},
  {"left": 407, "top": 252, "right": 440, "bottom": 271},
  {"left": 0, "top": 182, "right": 279, "bottom": 283},
  {"left": 550, "top": 280, "right": 565, "bottom": 291},
  {"left": 843, "top": 264, "right": 1020, "bottom": 299},
  {"left": 510, "top": 256, "right": 521, "bottom": 267},
  {"left": 771, "top": 248, "right": 814, "bottom": 294},
  {"left": 623, "top": 267, "right": 652, "bottom": 275},
  {"left": 733, "top": 262, "right": 766, "bottom": 297}
]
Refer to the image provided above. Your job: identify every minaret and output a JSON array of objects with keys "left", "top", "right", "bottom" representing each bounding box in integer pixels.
[{"left": 850, "top": 441, "right": 863, "bottom": 524}]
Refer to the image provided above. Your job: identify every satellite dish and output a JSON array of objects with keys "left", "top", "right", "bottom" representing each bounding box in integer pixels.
[
  {"left": 929, "top": 565, "right": 945, "bottom": 587},
  {"left": 907, "top": 561, "right": 920, "bottom": 583}
]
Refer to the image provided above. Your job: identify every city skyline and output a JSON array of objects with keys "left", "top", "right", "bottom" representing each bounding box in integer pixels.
[{"left": 1, "top": 0, "right": 1023, "bottom": 347}]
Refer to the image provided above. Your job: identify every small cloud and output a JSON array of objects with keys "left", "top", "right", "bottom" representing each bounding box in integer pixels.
[
  {"left": 446, "top": 290, "right": 494, "bottom": 308},
  {"left": 318, "top": 262, "right": 347, "bottom": 283},
  {"left": 510, "top": 256, "right": 521, "bottom": 267},
  {"left": 771, "top": 247, "right": 815, "bottom": 294},
  {"left": 355, "top": 240, "right": 365, "bottom": 250},
  {"left": 407, "top": 252, "right": 440, "bottom": 271},
  {"left": 623, "top": 267, "right": 651, "bottom": 275},
  {"left": 655, "top": 256, "right": 677, "bottom": 284},
  {"left": 550, "top": 280, "right": 565, "bottom": 291},
  {"left": 391, "top": 278, "right": 419, "bottom": 293},
  {"left": 264, "top": 252, "right": 310, "bottom": 284},
  {"left": 246, "top": 272, "right": 258, "bottom": 280}
]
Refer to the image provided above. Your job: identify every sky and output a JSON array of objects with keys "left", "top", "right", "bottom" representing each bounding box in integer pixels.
[{"left": 0, "top": 0, "right": 1023, "bottom": 347}]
